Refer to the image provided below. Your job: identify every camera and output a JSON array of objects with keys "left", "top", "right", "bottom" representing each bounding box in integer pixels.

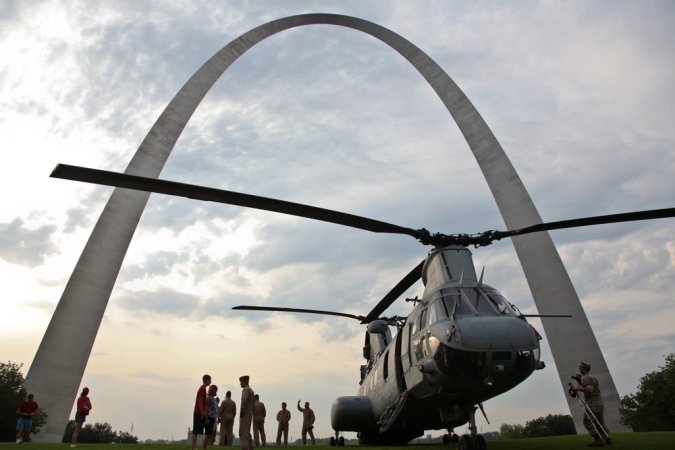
[
  {"left": 567, "top": 382, "right": 577, "bottom": 397},
  {"left": 571, "top": 373, "right": 582, "bottom": 384}
]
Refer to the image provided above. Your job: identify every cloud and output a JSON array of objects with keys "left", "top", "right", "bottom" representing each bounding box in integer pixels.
[
  {"left": 115, "top": 288, "right": 199, "bottom": 317},
  {"left": 0, "top": 218, "right": 57, "bottom": 267},
  {"left": 3, "top": 0, "right": 675, "bottom": 441}
]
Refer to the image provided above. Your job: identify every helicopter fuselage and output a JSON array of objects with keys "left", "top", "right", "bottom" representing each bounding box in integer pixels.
[{"left": 331, "top": 245, "right": 543, "bottom": 444}]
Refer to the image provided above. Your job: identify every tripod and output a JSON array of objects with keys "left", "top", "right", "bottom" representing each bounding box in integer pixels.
[{"left": 569, "top": 383, "right": 610, "bottom": 444}]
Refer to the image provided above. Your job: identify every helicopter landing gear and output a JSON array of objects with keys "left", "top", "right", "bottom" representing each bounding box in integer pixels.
[
  {"left": 442, "top": 430, "right": 459, "bottom": 444},
  {"left": 329, "top": 431, "right": 345, "bottom": 446},
  {"left": 459, "top": 434, "right": 486, "bottom": 450},
  {"left": 458, "top": 406, "right": 487, "bottom": 450}
]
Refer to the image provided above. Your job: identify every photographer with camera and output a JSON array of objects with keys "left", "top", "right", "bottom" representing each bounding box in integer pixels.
[
  {"left": 570, "top": 361, "right": 611, "bottom": 447},
  {"left": 297, "top": 399, "right": 316, "bottom": 445}
]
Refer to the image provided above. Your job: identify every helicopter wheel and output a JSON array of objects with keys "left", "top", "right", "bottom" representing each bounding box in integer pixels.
[
  {"left": 451, "top": 433, "right": 460, "bottom": 443},
  {"left": 473, "top": 435, "right": 487, "bottom": 450},
  {"left": 459, "top": 435, "right": 473, "bottom": 450},
  {"left": 338, "top": 436, "right": 345, "bottom": 446},
  {"left": 442, "top": 434, "right": 450, "bottom": 444},
  {"left": 329, "top": 437, "right": 336, "bottom": 446}
]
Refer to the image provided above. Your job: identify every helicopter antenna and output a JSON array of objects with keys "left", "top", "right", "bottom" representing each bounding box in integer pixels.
[
  {"left": 405, "top": 296, "right": 419, "bottom": 306},
  {"left": 478, "top": 267, "right": 485, "bottom": 287}
]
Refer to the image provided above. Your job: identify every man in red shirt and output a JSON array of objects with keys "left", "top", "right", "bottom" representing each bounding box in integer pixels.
[
  {"left": 16, "top": 393, "right": 39, "bottom": 444},
  {"left": 192, "top": 374, "right": 212, "bottom": 450}
]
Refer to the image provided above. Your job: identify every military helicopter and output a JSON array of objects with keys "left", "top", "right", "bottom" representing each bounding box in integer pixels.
[{"left": 50, "top": 163, "right": 675, "bottom": 450}]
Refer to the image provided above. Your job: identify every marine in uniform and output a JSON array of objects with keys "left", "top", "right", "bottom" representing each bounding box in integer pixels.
[
  {"left": 573, "top": 361, "right": 611, "bottom": 447},
  {"left": 275, "top": 402, "right": 291, "bottom": 446},
  {"left": 252, "top": 394, "right": 267, "bottom": 446},
  {"left": 219, "top": 390, "right": 237, "bottom": 446},
  {"left": 296, "top": 400, "right": 316, "bottom": 446},
  {"left": 239, "top": 375, "right": 255, "bottom": 450}
]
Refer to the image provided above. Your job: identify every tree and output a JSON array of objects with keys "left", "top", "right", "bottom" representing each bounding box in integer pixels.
[
  {"left": 115, "top": 431, "right": 139, "bottom": 444},
  {"left": 62, "top": 420, "right": 138, "bottom": 444},
  {"left": 522, "top": 414, "right": 575, "bottom": 437},
  {"left": 620, "top": 352, "right": 675, "bottom": 431},
  {"left": 499, "top": 423, "right": 524, "bottom": 439},
  {"left": 0, "top": 361, "right": 47, "bottom": 441},
  {"left": 500, "top": 414, "right": 575, "bottom": 439}
]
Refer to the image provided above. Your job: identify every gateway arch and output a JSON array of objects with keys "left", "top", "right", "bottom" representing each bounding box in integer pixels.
[{"left": 26, "top": 13, "right": 627, "bottom": 440}]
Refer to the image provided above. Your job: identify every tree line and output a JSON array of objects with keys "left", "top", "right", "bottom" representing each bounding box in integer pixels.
[{"left": 0, "top": 361, "right": 137, "bottom": 443}]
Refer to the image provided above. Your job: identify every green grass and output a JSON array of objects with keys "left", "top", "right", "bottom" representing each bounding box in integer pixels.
[{"left": 2, "top": 432, "right": 674, "bottom": 449}]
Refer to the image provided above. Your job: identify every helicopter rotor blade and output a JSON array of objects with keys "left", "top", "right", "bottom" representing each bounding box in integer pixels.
[
  {"left": 50, "top": 164, "right": 421, "bottom": 239},
  {"left": 232, "top": 305, "right": 366, "bottom": 322},
  {"left": 520, "top": 314, "right": 572, "bottom": 318},
  {"left": 363, "top": 259, "right": 426, "bottom": 323},
  {"left": 494, "top": 208, "right": 675, "bottom": 241}
]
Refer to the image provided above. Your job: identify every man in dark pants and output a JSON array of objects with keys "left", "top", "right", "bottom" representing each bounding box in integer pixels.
[
  {"left": 192, "top": 374, "right": 212, "bottom": 450},
  {"left": 572, "top": 362, "right": 611, "bottom": 447}
]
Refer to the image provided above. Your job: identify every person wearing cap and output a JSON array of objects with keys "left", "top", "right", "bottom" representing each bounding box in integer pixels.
[
  {"left": 572, "top": 361, "right": 611, "bottom": 447},
  {"left": 275, "top": 402, "right": 291, "bottom": 446},
  {"left": 70, "top": 387, "right": 92, "bottom": 447},
  {"left": 15, "top": 393, "right": 39, "bottom": 444},
  {"left": 192, "top": 374, "right": 212, "bottom": 450},
  {"left": 219, "top": 390, "right": 237, "bottom": 445},
  {"left": 296, "top": 400, "right": 316, "bottom": 446},
  {"left": 252, "top": 394, "right": 267, "bottom": 446},
  {"left": 239, "top": 375, "right": 255, "bottom": 450}
]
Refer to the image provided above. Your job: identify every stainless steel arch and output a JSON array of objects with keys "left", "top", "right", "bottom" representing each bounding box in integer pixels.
[{"left": 26, "top": 13, "right": 627, "bottom": 441}]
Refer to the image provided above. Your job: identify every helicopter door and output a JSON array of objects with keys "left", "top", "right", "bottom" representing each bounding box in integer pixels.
[
  {"left": 394, "top": 326, "right": 406, "bottom": 393},
  {"left": 400, "top": 321, "right": 413, "bottom": 372}
]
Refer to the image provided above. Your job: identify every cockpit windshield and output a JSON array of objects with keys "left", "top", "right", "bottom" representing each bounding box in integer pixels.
[{"left": 433, "top": 287, "right": 515, "bottom": 317}]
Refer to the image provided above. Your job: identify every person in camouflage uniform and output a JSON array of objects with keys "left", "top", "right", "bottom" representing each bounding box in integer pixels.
[
  {"left": 252, "top": 394, "right": 267, "bottom": 446},
  {"left": 239, "top": 376, "right": 255, "bottom": 450},
  {"left": 573, "top": 361, "right": 611, "bottom": 447}
]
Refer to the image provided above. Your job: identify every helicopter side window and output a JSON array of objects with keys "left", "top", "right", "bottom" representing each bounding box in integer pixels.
[
  {"left": 428, "top": 302, "right": 438, "bottom": 324},
  {"left": 410, "top": 310, "right": 419, "bottom": 336},
  {"left": 419, "top": 308, "right": 429, "bottom": 330},
  {"left": 434, "top": 295, "right": 450, "bottom": 318}
]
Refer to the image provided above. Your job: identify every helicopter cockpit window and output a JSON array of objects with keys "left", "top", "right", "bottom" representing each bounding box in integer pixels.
[
  {"left": 439, "top": 290, "right": 474, "bottom": 316},
  {"left": 480, "top": 288, "right": 516, "bottom": 316},
  {"left": 463, "top": 289, "right": 499, "bottom": 315}
]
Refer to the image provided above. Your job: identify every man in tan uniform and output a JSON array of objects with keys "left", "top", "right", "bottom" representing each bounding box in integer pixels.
[
  {"left": 252, "top": 394, "right": 267, "bottom": 446},
  {"left": 275, "top": 402, "right": 291, "bottom": 446},
  {"left": 296, "top": 400, "right": 316, "bottom": 446},
  {"left": 219, "top": 390, "right": 237, "bottom": 446},
  {"left": 239, "top": 376, "right": 255, "bottom": 450},
  {"left": 572, "top": 361, "right": 611, "bottom": 447}
]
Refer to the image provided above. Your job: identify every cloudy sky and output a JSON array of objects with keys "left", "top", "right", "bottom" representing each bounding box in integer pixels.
[{"left": 1, "top": 0, "right": 674, "bottom": 441}]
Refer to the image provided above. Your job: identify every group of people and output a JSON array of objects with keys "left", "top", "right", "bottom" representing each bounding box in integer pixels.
[
  {"left": 192, "top": 374, "right": 316, "bottom": 450},
  {"left": 14, "top": 386, "right": 92, "bottom": 447},
  {"left": 13, "top": 362, "right": 610, "bottom": 448}
]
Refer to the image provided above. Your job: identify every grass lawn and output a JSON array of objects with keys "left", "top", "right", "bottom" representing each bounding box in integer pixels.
[{"left": 2, "top": 432, "right": 674, "bottom": 449}]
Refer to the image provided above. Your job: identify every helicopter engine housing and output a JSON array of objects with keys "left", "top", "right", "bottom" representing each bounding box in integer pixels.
[{"left": 331, "top": 396, "right": 376, "bottom": 431}]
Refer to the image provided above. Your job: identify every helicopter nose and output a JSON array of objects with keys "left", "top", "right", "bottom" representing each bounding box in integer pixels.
[{"left": 454, "top": 315, "right": 538, "bottom": 350}]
